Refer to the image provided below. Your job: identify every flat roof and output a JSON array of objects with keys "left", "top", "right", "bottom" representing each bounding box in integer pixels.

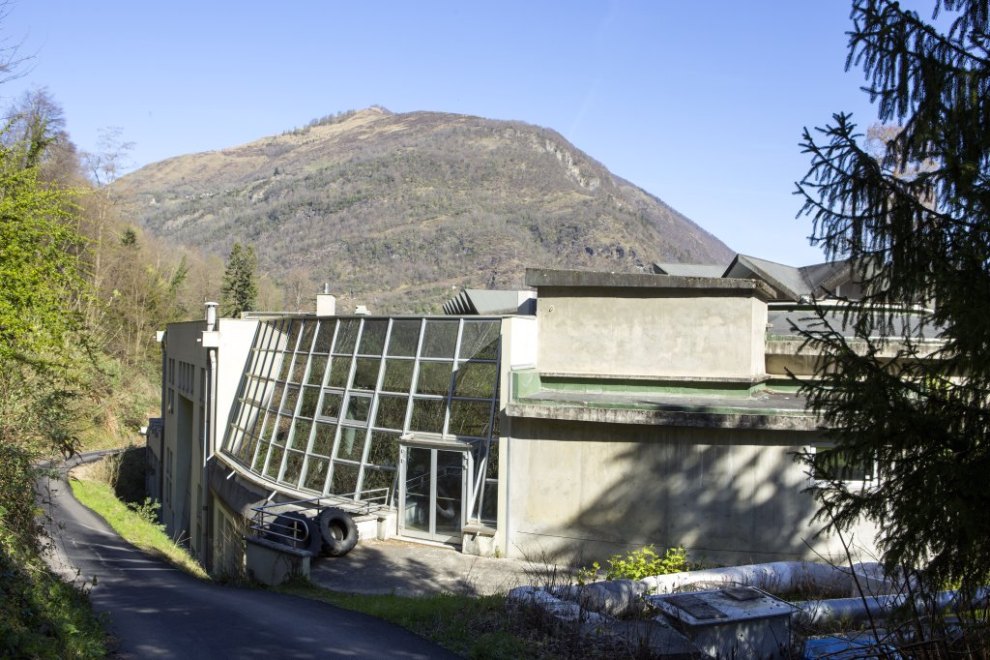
[{"left": 525, "top": 268, "right": 775, "bottom": 300}]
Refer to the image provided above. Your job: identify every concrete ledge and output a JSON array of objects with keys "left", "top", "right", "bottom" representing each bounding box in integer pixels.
[
  {"left": 245, "top": 536, "right": 311, "bottom": 586},
  {"left": 525, "top": 268, "right": 775, "bottom": 300}
]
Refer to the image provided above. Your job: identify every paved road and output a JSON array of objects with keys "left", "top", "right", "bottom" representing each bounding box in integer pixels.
[{"left": 40, "top": 454, "right": 458, "bottom": 659}]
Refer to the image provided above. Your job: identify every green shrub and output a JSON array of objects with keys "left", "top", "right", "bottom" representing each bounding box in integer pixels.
[{"left": 578, "top": 545, "right": 689, "bottom": 584}]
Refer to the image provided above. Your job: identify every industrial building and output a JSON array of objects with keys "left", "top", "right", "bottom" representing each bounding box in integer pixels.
[{"left": 147, "top": 257, "right": 891, "bottom": 577}]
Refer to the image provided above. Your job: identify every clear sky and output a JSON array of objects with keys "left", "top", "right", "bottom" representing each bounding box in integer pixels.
[{"left": 4, "top": 1, "right": 898, "bottom": 265}]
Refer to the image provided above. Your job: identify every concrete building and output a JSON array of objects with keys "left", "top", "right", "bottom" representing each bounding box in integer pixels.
[{"left": 150, "top": 259, "right": 889, "bottom": 576}]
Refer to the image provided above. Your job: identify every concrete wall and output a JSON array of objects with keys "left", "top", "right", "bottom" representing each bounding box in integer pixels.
[
  {"left": 528, "top": 271, "right": 771, "bottom": 382},
  {"left": 503, "top": 417, "right": 878, "bottom": 566}
]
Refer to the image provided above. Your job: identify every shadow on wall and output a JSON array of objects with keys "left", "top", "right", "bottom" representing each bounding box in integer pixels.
[{"left": 508, "top": 418, "right": 864, "bottom": 568}]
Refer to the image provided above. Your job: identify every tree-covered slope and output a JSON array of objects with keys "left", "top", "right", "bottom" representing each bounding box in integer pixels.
[{"left": 114, "top": 107, "right": 733, "bottom": 313}]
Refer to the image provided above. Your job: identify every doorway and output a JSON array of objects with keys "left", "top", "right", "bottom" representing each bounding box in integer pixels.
[{"left": 399, "top": 445, "right": 469, "bottom": 544}]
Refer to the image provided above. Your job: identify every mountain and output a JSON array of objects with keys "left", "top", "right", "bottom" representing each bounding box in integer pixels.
[{"left": 112, "top": 107, "right": 734, "bottom": 313}]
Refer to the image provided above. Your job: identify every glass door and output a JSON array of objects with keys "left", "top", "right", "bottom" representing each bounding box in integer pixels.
[{"left": 399, "top": 445, "right": 468, "bottom": 544}]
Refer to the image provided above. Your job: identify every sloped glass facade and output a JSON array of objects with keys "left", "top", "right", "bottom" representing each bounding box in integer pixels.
[{"left": 221, "top": 316, "right": 501, "bottom": 523}]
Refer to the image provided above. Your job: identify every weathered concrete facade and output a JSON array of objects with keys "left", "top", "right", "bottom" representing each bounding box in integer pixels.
[{"left": 501, "top": 269, "right": 878, "bottom": 565}]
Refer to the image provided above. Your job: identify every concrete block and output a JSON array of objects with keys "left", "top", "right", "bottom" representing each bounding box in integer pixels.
[{"left": 245, "top": 536, "right": 311, "bottom": 586}]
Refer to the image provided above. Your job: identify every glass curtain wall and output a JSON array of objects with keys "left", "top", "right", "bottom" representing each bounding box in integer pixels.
[{"left": 222, "top": 316, "right": 501, "bottom": 524}]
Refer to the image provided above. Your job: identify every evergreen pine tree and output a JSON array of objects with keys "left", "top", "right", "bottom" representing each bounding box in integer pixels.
[
  {"left": 220, "top": 243, "right": 258, "bottom": 317},
  {"left": 796, "top": 0, "right": 990, "bottom": 590}
]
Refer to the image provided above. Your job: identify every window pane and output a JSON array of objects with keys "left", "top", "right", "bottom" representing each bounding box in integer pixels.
[
  {"left": 330, "top": 461, "right": 360, "bottom": 495},
  {"left": 269, "top": 382, "right": 286, "bottom": 412},
  {"left": 311, "top": 422, "right": 335, "bottom": 456},
  {"left": 299, "top": 386, "right": 320, "bottom": 418},
  {"left": 334, "top": 319, "right": 360, "bottom": 354},
  {"left": 290, "top": 355, "right": 307, "bottom": 383},
  {"left": 265, "top": 445, "right": 285, "bottom": 479},
  {"left": 422, "top": 320, "right": 459, "bottom": 358},
  {"left": 273, "top": 351, "right": 292, "bottom": 382},
  {"left": 281, "top": 386, "right": 299, "bottom": 414},
  {"left": 375, "top": 394, "right": 408, "bottom": 430},
  {"left": 303, "top": 457, "right": 329, "bottom": 492},
  {"left": 382, "top": 359, "right": 415, "bottom": 393},
  {"left": 387, "top": 320, "right": 421, "bottom": 357},
  {"left": 273, "top": 415, "right": 291, "bottom": 445},
  {"left": 252, "top": 443, "right": 268, "bottom": 472},
  {"left": 336, "top": 427, "right": 366, "bottom": 461},
  {"left": 328, "top": 357, "right": 351, "bottom": 388},
  {"left": 410, "top": 398, "right": 446, "bottom": 434},
  {"left": 298, "top": 320, "right": 316, "bottom": 352},
  {"left": 307, "top": 355, "right": 328, "bottom": 385},
  {"left": 460, "top": 320, "right": 500, "bottom": 360},
  {"left": 281, "top": 450, "right": 305, "bottom": 485},
  {"left": 314, "top": 320, "right": 336, "bottom": 353},
  {"left": 486, "top": 439, "right": 499, "bottom": 479},
  {"left": 359, "top": 319, "right": 388, "bottom": 355},
  {"left": 290, "top": 419, "right": 311, "bottom": 450},
  {"left": 343, "top": 395, "right": 371, "bottom": 423},
  {"left": 319, "top": 391, "right": 342, "bottom": 419},
  {"left": 417, "top": 361, "right": 452, "bottom": 396},
  {"left": 449, "top": 399, "right": 493, "bottom": 437},
  {"left": 454, "top": 361, "right": 497, "bottom": 398},
  {"left": 481, "top": 481, "right": 498, "bottom": 524},
  {"left": 367, "top": 431, "right": 398, "bottom": 467},
  {"left": 285, "top": 320, "right": 302, "bottom": 351},
  {"left": 352, "top": 357, "right": 381, "bottom": 390},
  {"left": 362, "top": 467, "right": 395, "bottom": 498}
]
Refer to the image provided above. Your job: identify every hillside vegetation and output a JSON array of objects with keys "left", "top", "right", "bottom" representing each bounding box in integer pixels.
[{"left": 114, "top": 107, "right": 733, "bottom": 313}]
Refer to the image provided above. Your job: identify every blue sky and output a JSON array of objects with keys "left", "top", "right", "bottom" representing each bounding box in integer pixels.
[{"left": 5, "top": 1, "right": 899, "bottom": 265}]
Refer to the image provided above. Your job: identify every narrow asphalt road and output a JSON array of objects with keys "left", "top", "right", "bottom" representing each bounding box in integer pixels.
[{"left": 39, "top": 454, "right": 458, "bottom": 659}]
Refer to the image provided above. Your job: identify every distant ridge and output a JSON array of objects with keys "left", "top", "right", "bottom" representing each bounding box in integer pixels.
[{"left": 113, "top": 107, "right": 734, "bottom": 313}]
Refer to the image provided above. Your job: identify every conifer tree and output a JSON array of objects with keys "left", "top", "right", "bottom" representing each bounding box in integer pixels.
[
  {"left": 796, "top": 0, "right": 990, "bottom": 590},
  {"left": 220, "top": 243, "right": 258, "bottom": 317}
]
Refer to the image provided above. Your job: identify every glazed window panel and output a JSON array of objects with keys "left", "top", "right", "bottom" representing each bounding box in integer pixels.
[
  {"left": 352, "top": 358, "right": 381, "bottom": 391},
  {"left": 268, "top": 382, "right": 286, "bottom": 412},
  {"left": 273, "top": 415, "right": 292, "bottom": 445},
  {"left": 362, "top": 466, "right": 395, "bottom": 498},
  {"left": 460, "top": 320, "right": 500, "bottom": 360},
  {"left": 265, "top": 445, "right": 285, "bottom": 480},
  {"left": 303, "top": 457, "right": 329, "bottom": 493},
  {"left": 416, "top": 361, "right": 452, "bottom": 396},
  {"left": 290, "top": 419, "right": 312, "bottom": 450},
  {"left": 281, "top": 386, "right": 300, "bottom": 415},
  {"left": 333, "top": 319, "right": 360, "bottom": 355},
  {"left": 410, "top": 398, "right": 446, "bottom": 434},
  {"left": 453, "top": 361, "right": 497, "bottom": 398},
  {"left": 307, "top": 355, "right": 328, "bottom": 386},
  {"left": 298, "top": 321, "right": 316, "bottom": 353},
  {"left": 280, "top": 450, "right": 305, "bottom": 486},
  {"left": 290, "top": 355, "right": 308, "bottom": 383},
  {"left": 299, "top": 386, "right": 320, "bottom": 418},
  {"left": 336, "top": 427, "right": 367, "bottom": 462},
  {"left": 311, "top": 421, "right": 336, "bottom": 456},
  {"left": 382, "top": 359, "right": 414, "bottom": 393},
  {"left": 343, "top": 394, "right": 372, "bottom": 424},
  {"left": 387, "top": 319, "right": 421, "bottom": 357},
  {"left": 273, "top": 350, "right": 293, "bottom": 382},
  {"left": 331, "top": 460, "right": 360, "bottom": 495},
  {"left": 328, "top": 357, "right": 352, "bottom": 388},
  {"left": 319, "top": 391, "right": 343, "bottom": 420},
  {"left": 448, "top": 399, "right": 492, "bottom": 437},
  {"left": 359, "top": 319, "right": 388, "bottom": 355},
  {"left": 313, "top": 320, "right": 335, "bottom": 353},
  {"left": 285, "top": 319, "right": 302, "bottom": 352},
  {"left": 374, "top": 394, "right": 407, "bottom": 430},
  {"left": 421, "top": 319, "right": 459, "bottom": 358},
  {"left": 367, "top": 431, "right": 398, "bottom": 467}
]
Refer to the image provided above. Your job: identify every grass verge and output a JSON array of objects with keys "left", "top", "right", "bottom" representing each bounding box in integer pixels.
[
  {"left": 69, "top": 477, "right": 208, "bottom": 580},
  {"left": 277, "top": 582, "right": 548, "bottom": 659}
]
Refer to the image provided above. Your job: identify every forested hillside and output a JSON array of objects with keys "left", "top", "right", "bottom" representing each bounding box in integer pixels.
[
  {"left": 114, "top": 107, "right": 733, "bottom": 313},
  {"left": 0, "top": 90, "right": 211, "bottom": 655}
]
